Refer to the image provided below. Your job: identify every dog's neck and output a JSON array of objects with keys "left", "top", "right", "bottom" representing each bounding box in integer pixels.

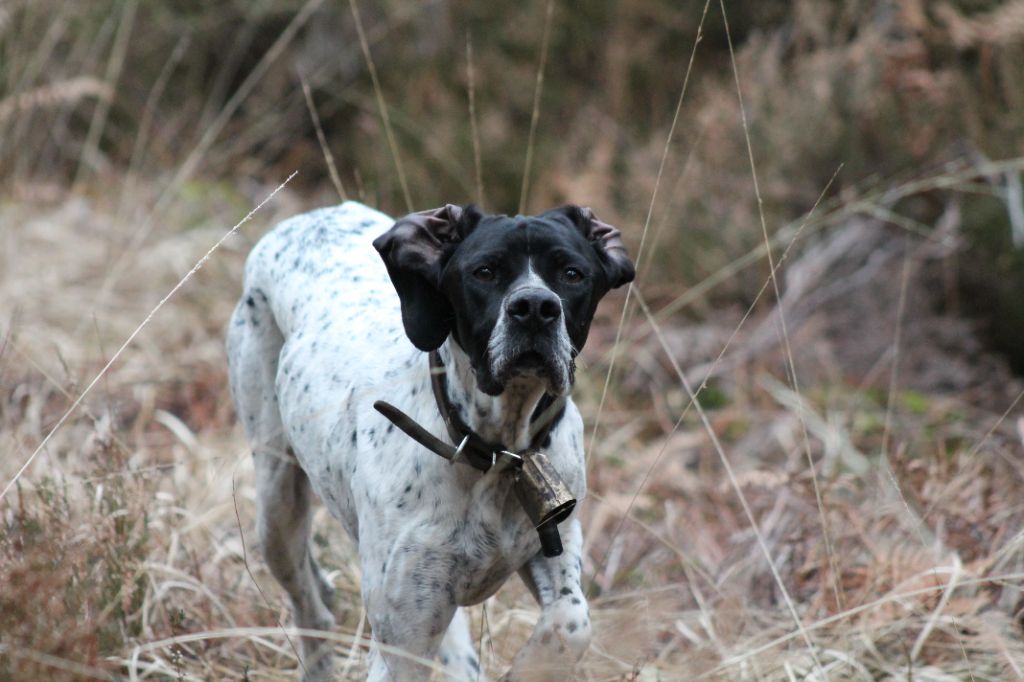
[{"left": 438, "top": 340, "right": 548, "bottom": 452}]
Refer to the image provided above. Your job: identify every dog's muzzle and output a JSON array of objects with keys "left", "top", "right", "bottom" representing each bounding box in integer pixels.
[{"left": 489, "top": 286, "right": 573, "bottom": 394}]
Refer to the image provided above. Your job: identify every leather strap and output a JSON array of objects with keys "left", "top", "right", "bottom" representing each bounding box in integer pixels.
[
  {"left": 372, "top": 400, "right": 477, "bottom": 466},
  {"left": 373, "top": 355, "right": 565, "bottom": 471},
  {"left": 372, "top": 351, "right": 574, "bottom": 557},
  {"left": 429, "top": 350, "right": 563, "bottom": 461},
  {"left": 426, "top": 351, "right": 507, "bottom": 470}
]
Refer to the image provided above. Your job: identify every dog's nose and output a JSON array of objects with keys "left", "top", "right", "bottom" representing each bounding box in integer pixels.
[{"left": 506, "top": 289, "right": 561, "bottom": 330}]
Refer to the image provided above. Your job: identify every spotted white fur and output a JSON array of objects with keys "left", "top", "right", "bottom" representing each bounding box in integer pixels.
[{"left": 227, "top": 201, "right": 591, "bottom": 681}]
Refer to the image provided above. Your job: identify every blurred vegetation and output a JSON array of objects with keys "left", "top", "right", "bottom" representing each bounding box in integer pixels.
[{"left": 3, "top": 0, "right": 1024, "bottom": 371}]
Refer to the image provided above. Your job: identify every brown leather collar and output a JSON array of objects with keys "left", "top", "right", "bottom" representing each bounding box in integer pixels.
[
  {"left": 373, "top": 351, "right": 575, "bottom": 556},
  {"left": 374, "top": 352, "right": 563, "bottom": 471},
  {"left": 427, "top": 350, "right": 564, "bottom": 467}
]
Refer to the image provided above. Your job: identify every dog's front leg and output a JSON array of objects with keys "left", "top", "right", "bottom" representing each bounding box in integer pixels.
[
  {"left": 504, "top": 518, "right": 591, "bottom": 682},
  {"left": 362, "top": 540, "right": 460, "bottom": 682}
]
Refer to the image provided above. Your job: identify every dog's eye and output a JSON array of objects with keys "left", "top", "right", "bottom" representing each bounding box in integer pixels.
[
  {"left": 562, "top": 267, "right": 584, "bottom": 284},
  {"left": 473, "top": 266, "right": 496, "bottom": 282}
]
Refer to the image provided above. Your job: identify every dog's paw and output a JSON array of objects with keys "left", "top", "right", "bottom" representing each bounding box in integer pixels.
[{"left": 299, "top": 634, "right": 336, "bottom": 682}]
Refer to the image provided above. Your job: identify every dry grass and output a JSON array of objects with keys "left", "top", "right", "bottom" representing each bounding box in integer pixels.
[
  {"left": 3, "top": 0, "right": 1024, "bottom": 679},
  {"left": 2, "top": 170, "right": 1023, "bottom": 680}
]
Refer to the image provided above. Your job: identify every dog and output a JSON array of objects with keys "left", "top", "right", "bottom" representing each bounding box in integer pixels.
[{"left": 226, "top": 200, "right": 634, "bottom": 681}]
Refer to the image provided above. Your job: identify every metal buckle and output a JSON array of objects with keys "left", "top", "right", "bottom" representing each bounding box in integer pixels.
[
  {"left": 491, "top": 450, "right": 523, "bottom": 473},
  {"left": 449, "top": 435, "right": 470, "bottom": 465}
]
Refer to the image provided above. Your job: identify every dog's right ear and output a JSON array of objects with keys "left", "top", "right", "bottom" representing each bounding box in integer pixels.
[{"left": 373, "top": 205, "right": 480, "bottom": 351}]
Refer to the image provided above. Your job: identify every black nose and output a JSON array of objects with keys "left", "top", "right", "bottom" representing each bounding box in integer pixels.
[{"left": 506, "top": 289, "right": 561, "bottom": 330}]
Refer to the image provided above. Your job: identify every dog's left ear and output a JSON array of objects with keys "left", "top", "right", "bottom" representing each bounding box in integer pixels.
[
  {"left": 558, "top": 206, "right": 636, "bottom": 290},
  {"left": 373, "top": 205, "right": 480, "bottom": 351}
]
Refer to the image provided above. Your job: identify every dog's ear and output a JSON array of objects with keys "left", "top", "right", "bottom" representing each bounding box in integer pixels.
[
  {"left": 557, "top": 206, "right": 636, "bottom": 290},
  {"left": 373, "top": 204, "right": 481, "bottom": 351}
]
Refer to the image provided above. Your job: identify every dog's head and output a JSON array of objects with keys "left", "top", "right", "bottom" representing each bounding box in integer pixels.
[{"left": 373, "top": 205, "right": 634, "bottom": 396}]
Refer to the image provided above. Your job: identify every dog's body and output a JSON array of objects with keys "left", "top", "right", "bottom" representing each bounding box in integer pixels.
[{"left": 227, "top": 201, "right": 633, "bottom": 680}]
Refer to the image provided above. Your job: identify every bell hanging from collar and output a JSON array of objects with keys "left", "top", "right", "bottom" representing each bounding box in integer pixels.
[{"left": 512, "top": 449, "right": 576, "bottom": 557}]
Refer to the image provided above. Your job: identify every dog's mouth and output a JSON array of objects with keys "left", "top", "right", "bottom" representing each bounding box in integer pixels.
[
  {"left": 490, "top": 346, "right": 573, "bottom": 396},
  {"left": 511, "top": 350, "right": 547, "bottom": 373}
]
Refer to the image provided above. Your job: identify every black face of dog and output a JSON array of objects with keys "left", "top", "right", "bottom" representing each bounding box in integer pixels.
[{"left": 373, "top": 205, "right": 634, "bottom": 396}]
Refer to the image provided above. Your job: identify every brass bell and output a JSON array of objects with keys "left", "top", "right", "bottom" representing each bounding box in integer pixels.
[{"left": 512, "top": 449, "right": 576, "bottom": 557}]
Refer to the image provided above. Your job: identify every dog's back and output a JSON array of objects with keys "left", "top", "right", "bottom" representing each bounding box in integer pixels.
[
  {"left": 239, "top": 201, "right": 396, "bottom": 338},
  {"left": 229, "top": 203, "right": 408, "bottom": 441},
  {"left": 226, "top": 202, "right": 427, "bottom": 530},
  {"left": 234, "top": 200, "right": 399, "bottom": 349}
]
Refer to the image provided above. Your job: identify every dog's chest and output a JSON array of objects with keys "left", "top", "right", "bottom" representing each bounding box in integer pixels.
[
  {"left": 370, "top": 468, "right": 545, "bottom": 607},
  {"left": 446, "top": 482, "right": 544, "bottom": 605}
]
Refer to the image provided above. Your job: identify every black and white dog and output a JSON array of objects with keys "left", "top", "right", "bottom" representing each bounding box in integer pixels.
[{"left": 226, "top": 201, "right": 634, "bottom": 680}]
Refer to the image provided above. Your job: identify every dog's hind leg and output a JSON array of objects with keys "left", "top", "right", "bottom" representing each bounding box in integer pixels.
[
  {"left": 254, "top": 450, "right": 336, "bottom": 680},
  {"left": 227, "top": 294, "right": 336, "bottom": 681}
]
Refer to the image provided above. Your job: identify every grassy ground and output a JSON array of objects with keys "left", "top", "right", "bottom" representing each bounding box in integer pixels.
[
  {"left": 2, "top": 175, "right": 1023, "bottom": 680},
  {"left": 3, "top": 0, "right": 1024, "bottom": 679}
]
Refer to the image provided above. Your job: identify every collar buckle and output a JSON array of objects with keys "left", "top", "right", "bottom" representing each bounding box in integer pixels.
[
  {"left": 449, "top": 435, "right": 470, "bottom": 465},
  {"left": 493, "top": 450, "right": 523, "bottom": 473}
]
